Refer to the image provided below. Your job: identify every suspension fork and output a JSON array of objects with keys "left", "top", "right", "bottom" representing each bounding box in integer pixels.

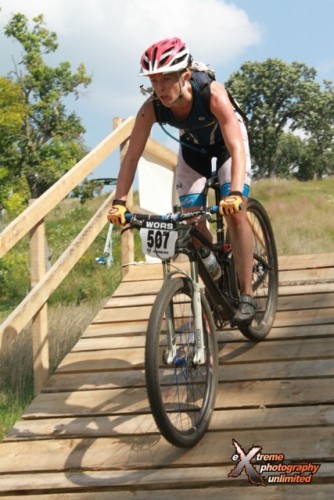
[
  {"left": 162, "top": 258, "right": 206, "bottom": 366},
  {"left": 162, "top": 260, "right": 177, "bottom": 364},
  {"left": 190, "top": 259, "right": 206, "bottom": 365}
]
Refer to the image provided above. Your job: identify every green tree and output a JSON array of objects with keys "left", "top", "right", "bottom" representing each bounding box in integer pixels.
[
  {"left": 3, "top": 13, "right": 92, "bottom": 199},
  {"left": 296, "top": 80, "right": 334, "bottom": 179},
  {"left": 226, "top": 59, "right": 334, "bottom": 179},
  {"left": 0, "top": 77, "right": 29, "bottom": 216},
  {"left": 275, "top": 132, "right": 306, "bottom": 179}
]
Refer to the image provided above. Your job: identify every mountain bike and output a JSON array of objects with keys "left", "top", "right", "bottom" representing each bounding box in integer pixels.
[{"left": 123, "top": 176, "right": 278, "bottom": 447}]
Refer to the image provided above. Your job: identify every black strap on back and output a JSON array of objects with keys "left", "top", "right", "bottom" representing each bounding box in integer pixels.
[
  {"left": 152, "top": 70, "right": 249, "bottom": 152},
  {"left": 226, "top": 89, "right": 249, "bottom": 123},
  {"left": 193, "top": 71, "right": 248, "bottom": 123}
]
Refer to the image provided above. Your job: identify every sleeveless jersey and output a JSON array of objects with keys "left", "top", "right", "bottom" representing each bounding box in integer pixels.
[{"left": 152, "top": 73, "right": 223, "bottom": 148}]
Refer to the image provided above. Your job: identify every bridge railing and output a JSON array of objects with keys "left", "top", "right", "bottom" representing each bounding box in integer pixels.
[{"left": 0, "top": 117, "right": 177, "bottom": 394}]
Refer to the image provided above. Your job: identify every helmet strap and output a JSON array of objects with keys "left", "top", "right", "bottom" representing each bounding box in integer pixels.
[{"left": 177, "top": 72, "right": 187, "bottom": 100}]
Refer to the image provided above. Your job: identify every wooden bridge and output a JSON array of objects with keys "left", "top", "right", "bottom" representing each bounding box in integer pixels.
[{"left": 0, "top": 252, "right": 333, "bottom": 498}]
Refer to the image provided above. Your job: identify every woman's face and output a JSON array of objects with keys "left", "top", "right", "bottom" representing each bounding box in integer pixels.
[{"left": 149, "top": 72, "right": 181, "bottom": 107}]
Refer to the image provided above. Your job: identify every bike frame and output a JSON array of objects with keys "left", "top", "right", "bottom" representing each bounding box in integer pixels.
[
  {"left": 160, "top": 217, "right": 236, "bottom": 366},
  {"left": 125, "top": 175, "right": 242, "bottom": 366}
]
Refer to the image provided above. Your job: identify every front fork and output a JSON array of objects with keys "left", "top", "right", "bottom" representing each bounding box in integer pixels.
[{"left": 162, "top": 259, "right": 206, "bottom": 366}]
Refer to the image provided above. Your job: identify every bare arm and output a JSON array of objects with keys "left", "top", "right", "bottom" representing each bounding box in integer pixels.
[
  {"left": 209, "top": 81, "right": 246, "bottom": 193},
  {"left": 114, "top": 98, "right": 156, "bottom": 202}
]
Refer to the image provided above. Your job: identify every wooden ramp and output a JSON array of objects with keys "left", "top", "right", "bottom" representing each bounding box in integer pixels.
[{"left": 0, "top": 253, "right": 333, "bottom": 498}]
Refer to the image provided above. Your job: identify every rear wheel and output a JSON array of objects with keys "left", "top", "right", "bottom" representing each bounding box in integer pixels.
[{"left": 238, "top": 198, "right": 278, "bottom": 340}]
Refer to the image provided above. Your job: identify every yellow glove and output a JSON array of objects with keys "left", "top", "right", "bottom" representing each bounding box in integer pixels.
[
  {"left": 108, "top": 199, "right": 127, "bottom": 226},
  {"left": 219, "top": 191, "right": 243, "bottom": 216}
]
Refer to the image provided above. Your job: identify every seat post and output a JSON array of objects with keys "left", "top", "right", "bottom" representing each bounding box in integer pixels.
[{"left": 205, "top": 176, "right": 224, "bottom": 246}]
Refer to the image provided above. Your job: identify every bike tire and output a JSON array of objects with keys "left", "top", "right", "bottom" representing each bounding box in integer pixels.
[
  {"left": 145, "top": 276, "right": 218, "bottom": 447},
  {"left": 237, "top": 198, "right": 278, "bottom": 341}
]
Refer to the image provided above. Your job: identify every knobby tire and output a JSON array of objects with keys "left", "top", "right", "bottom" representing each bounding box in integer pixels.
[
  {"left": 237, "top": 198, "right": 278, "bottom": 340},
  {"left": 145, "top": 276, "right": 218, "bottom": 447}
]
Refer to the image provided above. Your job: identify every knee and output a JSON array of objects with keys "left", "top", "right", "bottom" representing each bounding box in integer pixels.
[{"left": 227, "top": 210, "right": 246, "bottom": 233}]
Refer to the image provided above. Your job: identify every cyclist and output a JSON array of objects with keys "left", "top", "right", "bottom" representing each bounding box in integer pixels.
[{"left": 108, "top": 37, "right": 256, "bottom": 325}]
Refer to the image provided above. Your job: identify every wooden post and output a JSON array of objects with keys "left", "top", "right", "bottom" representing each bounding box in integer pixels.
[
  {"left": 113, "top": 117, "right": 134, "bottom": 274},
  {"left": 29, "top": 201, "right": 49, "bottom": 395}
]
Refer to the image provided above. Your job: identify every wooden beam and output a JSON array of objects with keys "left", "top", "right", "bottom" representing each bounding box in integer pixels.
[
  {"left": 29, "top": 210, "right": 49, "bottom": 394},
  {"left": 144, "top": 137, "right": 177, "bottom": 170},
  {"left": 0, "top": 192, "right": 115, "bottom": 353},
  {"left": 0, "top": 117, "right": 135, "bottom": 258}
]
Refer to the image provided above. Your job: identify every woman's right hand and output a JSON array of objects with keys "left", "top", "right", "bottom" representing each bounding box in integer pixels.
[{"left": 107, "top": 201, "right": 127, "bottom": 225}]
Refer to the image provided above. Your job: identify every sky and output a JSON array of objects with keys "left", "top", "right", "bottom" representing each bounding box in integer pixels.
[{"left": 1, "top": 0, "right": 334, "bottom": 182}]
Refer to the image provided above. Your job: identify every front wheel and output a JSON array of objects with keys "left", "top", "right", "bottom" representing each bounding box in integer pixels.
[
  {"left": 145, "top": 276, "right": 218, "bottom": 447},
  {"left": 238, "top": 198, "right": 278, "bottom": 341}
]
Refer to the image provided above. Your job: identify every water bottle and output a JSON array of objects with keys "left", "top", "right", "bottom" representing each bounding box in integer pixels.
[{"left": 199, "top": 246, "right": 222, "bottom": 281}]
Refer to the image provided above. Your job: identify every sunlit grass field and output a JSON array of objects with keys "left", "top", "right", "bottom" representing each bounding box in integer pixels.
[{"left": 251, "top": 177, "right": 334, "bottom": 255}]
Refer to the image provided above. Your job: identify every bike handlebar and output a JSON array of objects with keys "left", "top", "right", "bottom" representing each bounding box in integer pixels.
[{"left": 124, "top": 205, "right": 219, "bottom": 226}]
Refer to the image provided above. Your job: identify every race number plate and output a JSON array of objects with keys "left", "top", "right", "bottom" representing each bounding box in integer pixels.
[{"left": 140, "top": 221, "right": 178, "bottom": 260}]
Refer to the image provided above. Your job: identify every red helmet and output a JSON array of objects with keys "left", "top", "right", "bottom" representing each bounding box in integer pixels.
[{"left": 140, "top": 37, "right": 191, "bottom": 76}]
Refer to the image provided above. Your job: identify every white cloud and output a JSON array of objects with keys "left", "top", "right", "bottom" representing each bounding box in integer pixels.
[
  {"left": 3, "top": 0, "right": 261, "bottom": 61},
  {"left": 0, "top": 0, "right": 262, "bottom": 146}
]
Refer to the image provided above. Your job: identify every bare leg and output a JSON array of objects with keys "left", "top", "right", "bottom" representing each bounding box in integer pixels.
[
  {"left": 182, "top": 206, "right": 213, "bottom": 247},
  {"left": 224, "top": 197, "right": 254, "bottom": 296}
]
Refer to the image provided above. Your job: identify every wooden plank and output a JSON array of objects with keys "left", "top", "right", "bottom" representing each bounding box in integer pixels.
[
  {"left": 105, "top": 290, "right": 334, "bottom": 310},
  {"left": 105, "top": 291, "right": 334, "bottom": 314},
  {"left": 72, "top": 335, "right": 146, "bottom": 351},
  {"left": 74, "top": 323, "right": 334, "bottom": 352},
  {"left": 261, "top": 323, "right": 334, "bottom": 340},
  {"left": 105, "top": 295, "right": 157, "bottom": 308},
  {"left": 44, "top": 369, "right": 146, "bottom": 391},
  {"left": 121, "top": 264, "right": 164, "bottom": 281},
  {"left": 113, "top": 280, "right": 162, "bottom": 297},
  {"left": 92, "top": 305, "right": 153, "bottom": 323},
  {"left": 112, "top": 275, "right": 334, "bottom": 299},
  {"left": 91, "top": 302, "right": 334, "bottom": 326},
  {"left": 219, "top": 338, "right": 334, "bottom": 364},
  {"left": 56, "top": 347, "right": 144, "bottom": 372},
  {"left": 276, "top": 292, "right": 334, "bottom": 310},
  {"left": 121, "top": 254, "right": 334, "bottom": 279},
  {"left": 113, "top": 263, "right": 334, "bottom": 298},
  {"left": 1, "top": 468, "right": 332, "bottom": 495},
  {"left": 272, "top": 308, "right": 334, "bottom": 327},
  {"left": 278, "top": 282, "right": 334, "bottom": 295},
  {"left": 54, "top": 336, "right": 334, "bottom": 374},
  {"left": 0, "top": 427, "right": 333, "bottom": 474},
  {"left": 278, "top": 253, "right": 334, "bottom": 270},
  {"left": 279, "top": 267, "right": 334, "bottom": 284},
  {"left": 83, "top": 322, "right": 148, "bottom": 336},
  {"left": 19, "top": 377, "right": 334, "bottom": 420},
  {"left": 81, "top": 321, "right": 334, "bottom": 342},
  {"left": 120, "top": 255, "right": 334, "bottom": 283},
  {"left": 42, "top": 357, "right": 334, "bottom": 393},
  {"left": 220, "top": 357, "right": 334, "bottom": 380},
  {"left": 6, "top": 404, "right": 334, "bottom": 441}
]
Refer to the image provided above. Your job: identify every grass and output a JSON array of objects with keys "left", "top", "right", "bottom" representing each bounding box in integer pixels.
[
  {"left": 0, "top": 300, "right": 105, "bottom": 440},
  {"left": 1, "top": 177, "right": 334, "bottom": 441},
  {"left": 251, "top": 177, "right": 334, "bottom": 255}
]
